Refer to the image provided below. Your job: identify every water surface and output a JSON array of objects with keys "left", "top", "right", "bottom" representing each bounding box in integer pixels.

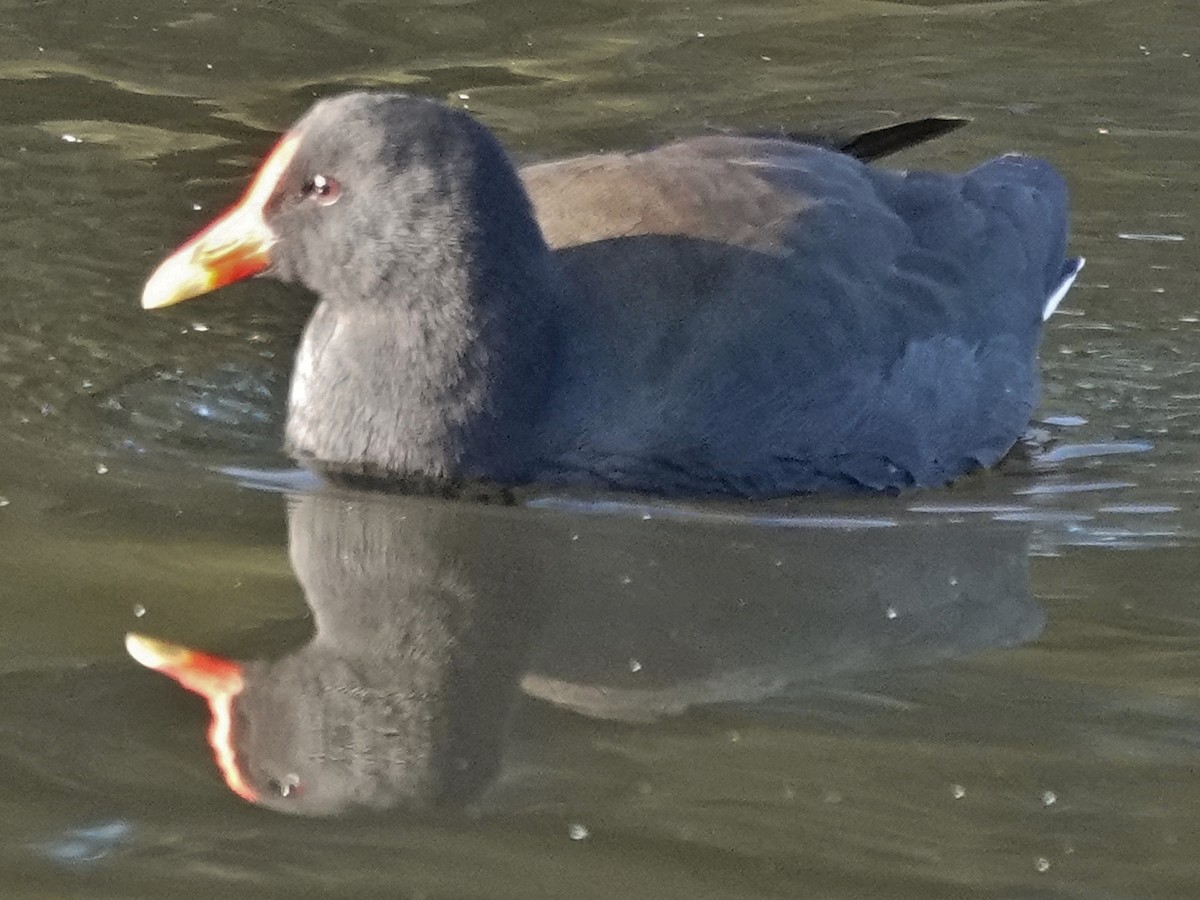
[{"left": 2, "top": 0, "right": 1200, "bottom": 896}]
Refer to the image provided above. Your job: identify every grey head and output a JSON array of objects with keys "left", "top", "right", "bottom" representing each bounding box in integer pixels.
[
  {"left": 263, "top": 93, "right": 550, "bottom": 313},
  {"left": 259, "top": 93, "right": 561, "bottom": 483}
]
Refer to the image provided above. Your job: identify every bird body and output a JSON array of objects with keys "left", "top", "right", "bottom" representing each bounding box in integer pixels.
[{"left": 143, "top": 93, "right": 1081, "bottom": 496}]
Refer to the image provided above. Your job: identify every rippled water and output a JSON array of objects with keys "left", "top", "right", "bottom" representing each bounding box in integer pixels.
[{"left": 3, "top": 0, "right": 1200, "bottom": 896}]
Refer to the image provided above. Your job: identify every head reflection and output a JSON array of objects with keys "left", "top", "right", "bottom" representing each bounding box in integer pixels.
[{"left": 130, "top": 490, "right": 543, "bottom": 815}]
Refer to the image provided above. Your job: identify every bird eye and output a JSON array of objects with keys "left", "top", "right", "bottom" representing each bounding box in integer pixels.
[{"left": 299, "top": 174, "right": 341, "bottom": 206}]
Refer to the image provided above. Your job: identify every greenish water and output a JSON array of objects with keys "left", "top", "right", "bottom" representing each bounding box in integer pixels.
[{"left": 3, "top": 0, "right": 1200, "bottom": 896}]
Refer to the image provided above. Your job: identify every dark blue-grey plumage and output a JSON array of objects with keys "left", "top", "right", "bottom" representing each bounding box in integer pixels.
[{"left": 249, "top": 92, "right": 1080, "bottom": 496}]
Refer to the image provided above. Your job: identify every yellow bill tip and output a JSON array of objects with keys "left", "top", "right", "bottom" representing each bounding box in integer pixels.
[{"left": 141, "top": 251, "right": 213, "bottom": 310}]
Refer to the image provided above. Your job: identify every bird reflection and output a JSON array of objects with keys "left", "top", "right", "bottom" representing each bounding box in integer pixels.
[{"left": 128, "top": 491, "right": 1042, "bottom": 816}]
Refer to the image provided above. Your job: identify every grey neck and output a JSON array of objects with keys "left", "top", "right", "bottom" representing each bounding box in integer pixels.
[{"left": 284, "top": 241, "right": 560, "bottom": 484}]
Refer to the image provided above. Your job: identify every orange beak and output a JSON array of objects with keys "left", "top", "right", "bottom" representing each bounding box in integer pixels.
[
  {"left": 141, "top": 135, "right": 300, "bottom": 310},
  {"left": 126, "top": 633, "right": 258, "bottom": 803}
]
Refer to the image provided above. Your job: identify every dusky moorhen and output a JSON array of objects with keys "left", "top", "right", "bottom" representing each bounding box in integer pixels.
[{"left": 143, "top": 93, "right": 1082, "bottom": 496}]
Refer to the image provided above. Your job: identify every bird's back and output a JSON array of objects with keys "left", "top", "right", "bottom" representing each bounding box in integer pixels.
[{"left": 518, "top": 136, "right": 1075, "bottom": 495}]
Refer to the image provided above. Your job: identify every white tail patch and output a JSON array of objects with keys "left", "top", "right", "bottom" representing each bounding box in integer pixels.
[{"left": 1043, "top": 257, "right": 1084, "bottom": 321}]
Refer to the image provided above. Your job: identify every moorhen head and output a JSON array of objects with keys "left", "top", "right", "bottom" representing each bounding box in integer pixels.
[{"left": 145, "top": 94, "right": 557, "bottom": 487}]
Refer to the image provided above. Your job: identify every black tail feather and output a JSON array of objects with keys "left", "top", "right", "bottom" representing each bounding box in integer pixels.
[
  {"left": 833, "top": 117, "right": 970, "bottom": 161},
  {"left": 734, "top": 116, "right": 969, "bottom": 161}
]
